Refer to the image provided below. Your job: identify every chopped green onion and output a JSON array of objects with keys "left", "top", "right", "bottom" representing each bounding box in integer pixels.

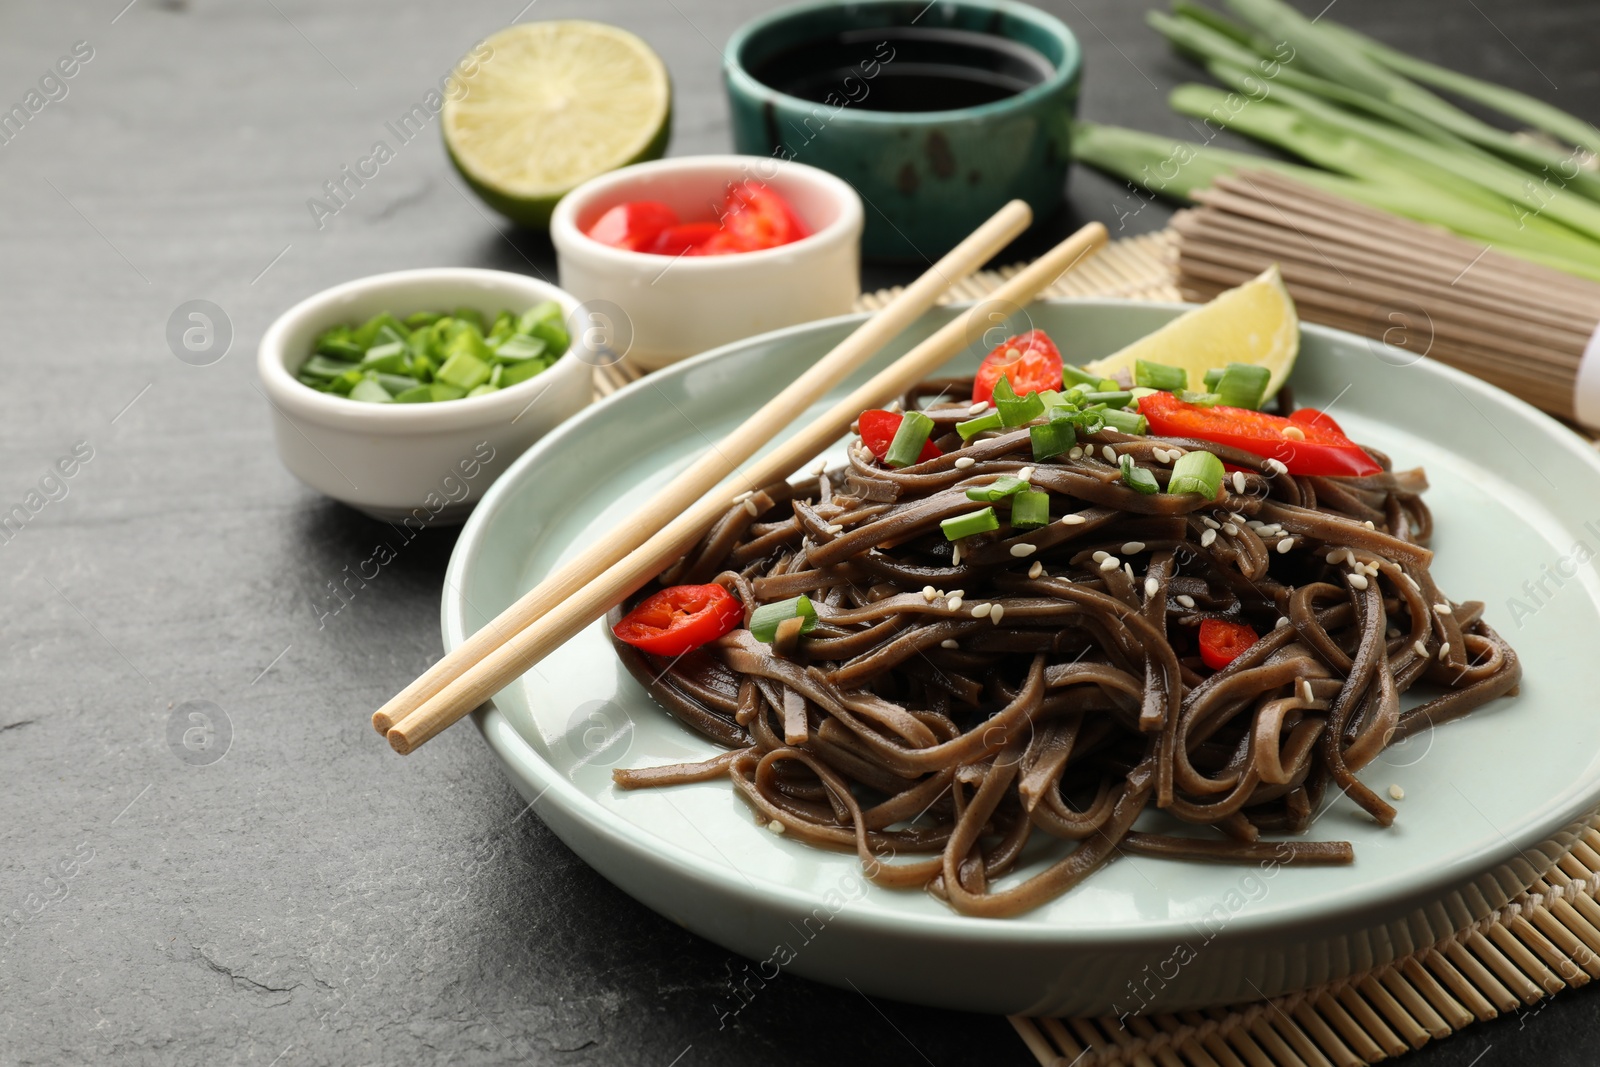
[
  {"left": 956, "top": 411, "right": 1003, "bottom": 440},
  {"left": 404, "top": 310, "right": 443, "bottom": 329},
  {"left": 1119, "top": 454, "right": 1160, "bottom": 495},
  {"left": 300, "top": 355, "right": 361, "bottom": 380},
  {"left": 488, "top": 364, "right": 504, "bottom": 388},
  {"left": 1167, "top": 449, "right": 1225, "bottom": 499},
  {"left": 315, "top": 331, "right": 366, "bottom": 361},
  {"left": 1135, "top": 360, "right": 1188, "bottom": 392},
  {"left": 1083, "top": 390, "right": 1133, "bottom": 409},
  {"left": 750, "top": 595, "right": 819, "bottom": 642},
  {"left": 1030, "top": 413, "right": 1077, "bottom": 461},
  {"left": 1100, "top": 408, "right": 1148, "bottom": 435},
  {"left": 1061, "top": 364, "right": 1101, "bottom": 388},
  {"left": 494, "top": 335, "right": 548, "bottom": 362},
  {"left": 361, "top": 341, "right": 409, "bottom": 374},
  {"left": 348, "top": 378, "right": 393, "bottom": 403},
  {"left": 941, "top": 507, "right": 1000, "bottom": 541},
  {"left": 452, "top": 307, "right": 485, "bottom": 332},
  {"left": 1214, "top": 363, "right": 1272, "bottom": 410},
  {"left": 1180, "top": 391, "right": 1223, "bottom": 408},
  {"left": 436, "top": 351, "right": 493, "bottom": 391},
  {"left": 430, "top": 382, "right": 468, "bottom": 402},
  {"left": 393, "top": 384, "right": 434, "bottom": 403},
  {"left": 375, "top": 373, "right": 420, "bottom": 395},
  {"left": 500, "top": 358, "right": 551, "bottom": 387},
  {"left": 1202, "top": 368, "right": 1225, "bottom": 392},
  {"left": 1010, "top": 490, "right": 1051, "bottom": 529},
  {"left": 885, "top": 410, "right": 935, "bottom": 468},
  {"left": 998, "top": 390, "right": 1045, "bottom": 428},
  {"left": 467, "top": 384, "right": 498, "bottom": 398},
  {"left": 966, "top": 475, "right": 1030, "bottom": 503}
]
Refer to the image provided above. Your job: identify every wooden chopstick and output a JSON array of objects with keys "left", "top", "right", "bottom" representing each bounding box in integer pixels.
[
  {"left": 386, "top": 221, "right": 1110, "bottom": 753},
  {"left": 370, "top": 200, "right": 1034, "bottom": 736}
]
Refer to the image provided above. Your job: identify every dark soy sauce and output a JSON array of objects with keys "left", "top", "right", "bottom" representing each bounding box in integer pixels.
[{"left": 750, "top": 26, "right": 1054, "bottom": 112}]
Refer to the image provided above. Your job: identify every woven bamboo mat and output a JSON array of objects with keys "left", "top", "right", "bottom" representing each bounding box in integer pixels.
[{"left": 589, "top": 228, "right": 1600, "bottom": 1065}]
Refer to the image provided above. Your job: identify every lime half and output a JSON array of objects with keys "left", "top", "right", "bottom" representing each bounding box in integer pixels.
[
  {"left": 1085, "top": 265, "right": 1300, "bottom": 397},
  {"left": 443, "top": 21, "right": 672, "bottom": 228}
]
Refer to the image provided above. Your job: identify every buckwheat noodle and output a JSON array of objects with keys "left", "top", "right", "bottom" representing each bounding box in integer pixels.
[{"left": 608, "top": 377, "right": 1521, "bottom": 917}]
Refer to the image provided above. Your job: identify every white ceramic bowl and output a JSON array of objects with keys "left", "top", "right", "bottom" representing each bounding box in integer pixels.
[
  {"left": 257, "top": 268, "right": 593, "bottom": 523},
  {"left": 549, "top": 155, "right": 864, "bottom": 370}
]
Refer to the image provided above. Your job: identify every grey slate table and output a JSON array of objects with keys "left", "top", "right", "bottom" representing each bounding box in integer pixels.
[{"left": 2, "top": 1, "right": 1595, "bottom": 1064}]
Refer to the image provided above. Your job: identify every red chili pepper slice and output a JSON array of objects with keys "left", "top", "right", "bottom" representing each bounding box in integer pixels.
[
  {"left": 612, "top": 584, "right": 744, "bottom": 657},
  {"left": 585, "top": 201, "right": 679, "bottom": 252},
  {"left": 1198, "top": 618, "right": 1258, "bottom": 670},
  {"left": 857, "top": 409, "right": 943, "bottom": 464},
  {"left": 645, "top": 222, "right": 723, "bottom": 257},
  {"left": 720, "top": 180, "right": 810, "bottom": 251},
  {"left": 1139, "top": 392, "right": 1380, "bottom": 477},
  {"left": 972, "top": 330, "right": 1064, "bottom": 405}
]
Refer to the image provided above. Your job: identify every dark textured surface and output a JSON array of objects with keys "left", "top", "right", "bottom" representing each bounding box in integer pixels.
[{"left": 1, "top": 2, "right": 1596, "bottom": 1064}]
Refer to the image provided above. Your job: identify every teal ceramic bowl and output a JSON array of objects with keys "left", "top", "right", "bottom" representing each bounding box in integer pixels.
[{"left": 725, "top": 0, "right": 1082, "bottom": 261}]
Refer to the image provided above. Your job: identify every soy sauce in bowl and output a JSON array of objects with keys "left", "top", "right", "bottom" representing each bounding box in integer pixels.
[{"left": 749, "top": 26, "right": 1055, "bottom": 112}]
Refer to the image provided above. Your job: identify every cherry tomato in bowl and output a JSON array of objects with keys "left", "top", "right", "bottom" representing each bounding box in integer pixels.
[{"left": 973, "top": 330, "right": 1064, "bottom": 405}]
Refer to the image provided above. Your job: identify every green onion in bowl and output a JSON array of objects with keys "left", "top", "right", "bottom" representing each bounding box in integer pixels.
[{"left": 297, "top": 302, "right": 570, "bottom": 403}]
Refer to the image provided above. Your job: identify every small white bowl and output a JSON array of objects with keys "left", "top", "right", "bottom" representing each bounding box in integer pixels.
[
  {"left": 550, "top": 155, "right": 863, "bottom": 370},
  {"left": 257, "top": 268, "right": 593, "bottom": 523}
]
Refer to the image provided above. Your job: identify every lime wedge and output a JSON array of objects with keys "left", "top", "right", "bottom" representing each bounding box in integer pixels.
[
  {"left": 443, "top": 21, "right": 672, "bottom": 228},
  {"left": 1085, "top": 265, "right": 1299, "bottom": 397}
]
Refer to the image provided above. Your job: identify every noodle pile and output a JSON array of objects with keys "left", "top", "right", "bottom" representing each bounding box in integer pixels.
[{"left": 609, "top": 377, "right": 1521, "bottom": 917}]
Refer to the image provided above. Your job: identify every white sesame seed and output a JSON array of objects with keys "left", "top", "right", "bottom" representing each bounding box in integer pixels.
[
  {"left": 1102, "top": 445, "right": 1117, "bottom": 463},
  {"left": 1413, "top": 640, "right": 1428, "bottom": 657},
  {"left": 1232, "top": 472, "right": 1247, "bottom": 494},
  {"left": 954, "top": 456, "right": 976, "bottom": 469},
  {"left": 948, "top": 596, "right": 964, "bottom": 612},
  {"left": 1092, "top": 550, "right": 1109, "bottom": 562},
  {"left": 1124, "top": 563, "right": 1135, "bottom": 581},
  {"left": 1435, "top": 602, "right": 1452, "bottom": 615},
  {"left": 1069, "top": 447, "right": 1084, "bottom": 460},
  {"left": 1300, "top": 680, "right": 1314, "bottom": 702},
  {"left": 949, "top": 589, "right": 966, "bottom": 599},
  {"left": 824, "top": 523, "right": 844, "bottom": 535},
  {"left": 1028, "top": 561, "right": 1044, "bottom": 579},
  {"left": 885, "top": 400, "right": 902, "bottom": 414},
  {"left": 1100, "top": 556, "right": 1121, "bottom": 572},
  {"left": 1010, "top": 543, "right": 1037, "bottom": 558},
  {"left": 1403, "top": 573, "right": 1420, "bottom": 591},
  {"left": 1202, "top": 516, "right": 1221, "bottom": 530},
  {"left": 1201, "top": 529, "right": 1218, "bottom": 548},
  {"left": 1438, "top": 643, "right": 1451, "bottom": 660},
  {"left": 1005, "top": 347, "right": 1020, "bottom": 361},
  {"left": 744, "top": 498, "right": 760, "bottom": 516},
  {"left": 1061, "top": 513, "right": 1087, "bottom": 526},
  {"left": 1247, "top": 520, "right": 1264, "bottom": 529},
  {"left": 968, "top": 401, "right": 990, "bottom": 416},
  {"left": 1017, "top": 466, "right": 1035, "bottom": 481},
  {"left": 1152, "top": 447, "right": 1170, "bottom": 464},
  {"left": 768, "top": 819, "right": 786, "bottom": 834},
  {"left": 1325, "top": 550, "right": 1343, "bottom": 565},
  {"left": 1122, "top": 541, "right": 1147, "bottom": 554},
  {"left": 1144, "top": 577, "right": 1160, "bottom": 597},
  {"left": 1282, "top": 425, "right": 1305, "bottom": 441},
  {"left": 1230, "top": 512, "right": 1247, "bottom": 524},
  {"left": 1277, "top": 538, "right": 1295, "bottom": 554},
  {"left": 733, "top": 490, "right": 754, "bottom": 503},
  {"left": 1275, "top": 617, "right": 1290, "bottom": 629},
  {"left": 1363, "top": 521, "right": 1376, "bottom": 530},
  {"left": 1362, "top": 562, "right": 1380, "bottom": 578},
  {"left": 990, "top": 603, "right": 1005, "bottom": 624},
  {"left": 971, "top": 603, "right": 992, "bottom": 618},
  {"left": 922, "top": 586, "right": 937, "bottom": 602},
  {"left": 1264, "top": 458, "right": 1289, "bottom": 475},
  {"left": 1389, "top": 784, "right": 1405, "bottom": 801},
  {"left": 1223, "top": 523, "right": 1239, "bottom": 536},
  {"left": 952, "top": 544, "right": 962, "bottom": 566},
  {"left": 1176, "top": 595, "right": 1196, "bottom": 609},
  {"left": 1348, "top": 573, "right": 1370, "bottom": 590},
  {"left": 940, "top": 639, "right": 960, "bottom": 650}
]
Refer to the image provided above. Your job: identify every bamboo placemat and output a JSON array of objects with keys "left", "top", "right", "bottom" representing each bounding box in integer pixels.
[{"left": 589, "top": 228, "right": 1600, "bottom": 1065}]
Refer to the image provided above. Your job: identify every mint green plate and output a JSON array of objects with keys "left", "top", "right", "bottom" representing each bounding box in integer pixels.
[{"left": 445, "top": 302, "right": 1600, "bottom": 1017}]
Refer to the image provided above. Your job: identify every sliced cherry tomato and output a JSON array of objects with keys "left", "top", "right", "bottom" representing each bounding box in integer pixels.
[
  {"left": 972, "top": 330, "right": 1064, "bottom": 405},
  {"left": 585, "top": 201, "right": 679, "bottom": 252},
  {"left": 1198, "top": 618, "right": 1258, "bottom": 670},
  {"left": 857, "top": 409, "right": 943, "bottom": 464},
  {"left": 720, "top": 180, "right": 809, "bottom": 251},
  {"left": 613, "top": 584, "right": 743, "bottom": 657},
  {"left": 646, "top": 222, "right": 723, "bottom": 257},
  {"left": 1139, "top": 392, "right": 1381, "bottom": 477}
]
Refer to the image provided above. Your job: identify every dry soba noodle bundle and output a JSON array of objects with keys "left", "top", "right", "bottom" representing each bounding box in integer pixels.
[{"left": 608, "top": 375, "right": 1520, "bottom": 918}]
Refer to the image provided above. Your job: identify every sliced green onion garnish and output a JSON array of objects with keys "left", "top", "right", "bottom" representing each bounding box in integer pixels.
[
  {"left": 467, "top": 384, "right": 498, "bottom": 398},
  {"left": 1214, "top": 363, "right": 1272, "bottom": 410},
  {"left": 1203, "top": 368, "right": 1226, "bottom": 392},
  {"left": 749, "top": 595, "right": 819, "bottom": 642},
  {"left": 393, "top": 384, "right": 434, "bottom": 403},
  {"left": 375, "top": 373, "right": 421, "bottom": 395},
  {"left": 1010, "top": 490, "right": 1051, "bottom": 529},
  {"left": 315, "top": 333, "right": 365, "bottom": 362},
  {"left": 494, "top": 335, "right": 548, "bottom": 362},
  {"left": 348, "top": 378, "right": 393, "bottom": 403},
  {"left": 1135, "top": 359, "right": 1189, "bottom": 392},
  {"left": 966, "top": 475, "right": 1030, "bottom": 503},
  {"left": 436, "top": 351, "right": 493, "bottom": 391},
  {"left": 1167, "top": 449, "right": 1225, "bottom": 498},
  {"left": 885, "top": 410, "right": 935, "bottom": 468},
  {"left": 992, "top": 377, "right": 1018, "bottom": 403},
  {"left": 430, "top": 382, "right": 468, "bottom": 402},
  {"left": 301, "top": 355, "right": 361, "bottom": 380},
  {"left": 1119, "top": 454, "right": 1160, "bottom": 495},
  {"left": 361, "top": 341, "right": 409, "bottom": 373},
  {"left": 1101, "top": 408, "right": 1148, "bottom": 435},
  {"left": 1038, "top": 389, "right": 1067, "bottom": 409},
  {"left": 1030, "top": 414, "right": 1077, "bottom": 461},
  {"left": 500, "top": 358, "right": 551, "bottom": 387},
  {"left": 941, "top": 507, "right": 1000, "bottom": 540},
  {"left": 1180, "top": 390, "right": 1223, "bottom": 408},
  {"left": 998, "top": 390, "right": 1045, "bottom": 428},
  {"left": 956, "top": 411, "right": 1003, "bottom": 440},
  {"left": 1083, "top": 390, "right": 1134, "bottom": 409},
  {"left": 1062, "top": 364, "right": 1101, "bottom": 388},
  {"left": 1097, "top": 378, "right": 1122, "bottom": 393}
]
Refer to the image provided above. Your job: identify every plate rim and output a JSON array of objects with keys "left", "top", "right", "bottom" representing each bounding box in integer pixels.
[{"left": 447, "top": 298, "right": 1600, "bottom": 945}]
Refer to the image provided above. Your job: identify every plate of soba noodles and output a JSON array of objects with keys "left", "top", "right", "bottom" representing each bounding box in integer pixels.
[{"left": 445, "top": 299, "right": 1600, "bottom": 1016}]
